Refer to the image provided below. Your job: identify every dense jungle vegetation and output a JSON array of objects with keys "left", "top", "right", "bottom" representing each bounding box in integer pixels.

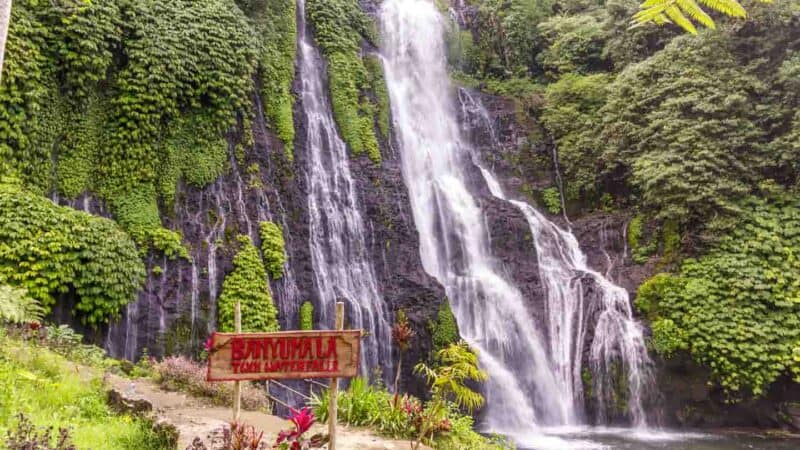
[
  {"left": 446, "top": 0, "right": 799, "bottom": 399},
  {"left": 0, "top": 1, "right": 799, "bottom": 442}
]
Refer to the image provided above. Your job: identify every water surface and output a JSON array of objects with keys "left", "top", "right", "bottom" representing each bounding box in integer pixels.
[{"left": 514, "top": 427, "right": 799, "bottom": 450}]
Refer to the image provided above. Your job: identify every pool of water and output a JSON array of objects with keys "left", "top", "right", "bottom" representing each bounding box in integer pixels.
[{"left": 511, "top": 427, "right": 800, "bottom": 450}]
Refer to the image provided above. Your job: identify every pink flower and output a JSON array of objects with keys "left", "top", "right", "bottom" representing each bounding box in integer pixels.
[
  {"left": 289, "top": 407, "right": 315, "bottom": 435},
  {"left": 203, "top": 337, "right": 213, "bottom": 352}
]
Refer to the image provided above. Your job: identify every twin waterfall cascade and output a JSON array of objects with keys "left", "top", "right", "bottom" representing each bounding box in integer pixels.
[
  {"left": 380, "top": 0, "right": 654, "bottom": 437},
  {"left": 297, "top": 0, "right": 392, "bottom": 380}
]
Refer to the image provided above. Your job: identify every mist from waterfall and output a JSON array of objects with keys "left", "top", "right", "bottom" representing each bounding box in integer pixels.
[
  {"left": 297, "top": 0, "right": 392, "bottom": 380},
  {"left": 380, "top": 0, "right": 655, "bottom": 437}
]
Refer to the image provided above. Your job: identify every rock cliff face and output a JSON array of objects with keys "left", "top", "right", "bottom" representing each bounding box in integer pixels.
[{"left": 57, "top": 67, "right": 446, "bottom": 395}]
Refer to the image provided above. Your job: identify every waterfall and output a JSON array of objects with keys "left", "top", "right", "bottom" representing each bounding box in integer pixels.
[
  {"left": 381, "top": 0, "right": 573, "bottom": 429},
  {"left": 380, "top": 0, "right": 654, "bottom": 436},
  {"left": 297, "top": 0, "right": 392, "bottom": 380}
]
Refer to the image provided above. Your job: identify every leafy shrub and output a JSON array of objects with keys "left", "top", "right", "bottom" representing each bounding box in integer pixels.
[
  {"left": 429, "top": 301, "right": 459, "bottom": 357},
  {"left": 154, "top": 356, "right": 270, "bottom": 411},
  {"left": 649, "top": 318, "right": 688, "bottom": 358},
  {"left": 637, "top": 196, "right": 800, "bottom": 397},
  {"left": 218, "top": 235, "right": 279, "bottom": 333},
  {"left": 0, "top": 184, "right": 145, "bottom": 326},
  {"left": 541, "top": 73, "right": 612, "bottom": 200},
  {"left": 259, "top": 221, "right": 287, "bottom": 280},
  {"left": 540, "top": 187, "right": 562, "bottom": 215},
  {"left": 299, "top": 301, "right": 314, "bottom": 331},
  {"left": 536, "top": 13, "right": 607, "bottom": 76},
  {"left": 311, "top": 377, "right": 504, "bottom": 449}
]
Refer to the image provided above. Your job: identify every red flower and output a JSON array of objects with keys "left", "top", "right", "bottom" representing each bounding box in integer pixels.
[
  {"left": 27, "top": 322, "right": 41, "bottom": 330},
  {"left": 289, "top": 407, "right": 315, "bottom": 435},
  {"left": 203, "top": 337, "right": 213, "bottom": 352}
]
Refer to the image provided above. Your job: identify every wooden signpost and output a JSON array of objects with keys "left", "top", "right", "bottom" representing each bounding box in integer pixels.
[{"left": 207, "top": 302, "right": 356, "bottom": 450}]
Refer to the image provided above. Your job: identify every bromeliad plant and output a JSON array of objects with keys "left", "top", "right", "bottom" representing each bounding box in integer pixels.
[{"left": 273, "top": 407, "right": 327, "bottom": 450}]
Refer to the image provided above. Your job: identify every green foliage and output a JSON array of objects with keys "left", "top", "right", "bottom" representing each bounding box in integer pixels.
[
  {"left": 541, "top": 73, "right": 612, "bottom": 200},
  {"left": 259, "top": 221, "right": 287, "bottom": 280},
  {"left": 249, "top": 0, "right": 297, "bottom": 158},
  {"left": 157, "top": 112, "right": 228, "bottom": 205},
  {"left": 637, "top": 196, "right": 800, "bottom": 397},
  {"left": 364, "top": 56, "right": 391, "bottom": 140},
  {"left": 299, "top": 301, "right": 314, "bottom": 331},
  {"left": 632, "top": 0, "right": 774, "bottom": 35},
  {"left": 599, "top": 34, "right": 768, "bottom": 224},
  {"left": 540, "top": 187, "right": 563, "bottom": 215},
  {"left": 111, "top": 185, "right": 188, "bottom": 259},
  {"left": 470, "top": 0, "right": 555, "bottom": 78},
  {"left": 628, "top": 215, "right": 643, "bottom": 251},
  {"left": 0, "top": 337, "right": 172, "bottom": 449},
  {"left": 649, "top": 318, "right": 688, "bottom": 358},
  {"left": 306, "top": 0, "right": 382, "bottom": 164},
  {"left": 217, "top": 235, "right": 279, "bottom": 333},
  {"left": 537, "top": 13, "right": 607, "bottom": 76},
  {"left": 0, "top": 184, "right": 145, "bottom": 326},
  {"left": 430, "top": 301, "right": 460, "bottom": 357},
  {"left": 414, "top": 341, "right": 488, "bottom": 413},
  {"left": 1, "top": 0, "right": 258, "bottom": 255},
  {"left": 311, "top": 377, "right": 507, "bottom": 450},
  {"left": 0, "top": 286, "right": 45, "bottom": 324}
]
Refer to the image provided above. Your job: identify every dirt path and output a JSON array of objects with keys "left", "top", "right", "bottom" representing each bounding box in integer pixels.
[{"left": 106, "top": 374, "right": 423, "bottom": 450}]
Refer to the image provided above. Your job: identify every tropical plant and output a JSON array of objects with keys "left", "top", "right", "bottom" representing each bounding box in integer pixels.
[
  {"left": 217, "top": 235, "right": 280, "bottom": 333},
  {"left": 633, "top": 0, "right": 775, "bottom": 34},
  {"left": 299, "top": 301, "right": 314, "bottom": 331},
  {"left": 414, "top": 341, "right": 488, "bottom": 413},
  {"left": 0, "top": 285, "right": 44, "bottom": 324},
  {"left": 391, "top": 310, "right": 415, "bottom": 401},
  {"left": 273, "top": 407, "right": 327, "bottom": 450}
]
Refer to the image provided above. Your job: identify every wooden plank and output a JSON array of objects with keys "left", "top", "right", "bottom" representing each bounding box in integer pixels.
[
  {"left": 232, "top": 301, "right": 241, "bottom": 422},
  {"left": 329, "top": 302, "right": 344, "bottom": 450},
  {"left": 206, "top": 329, "right": 361, "bottom": 382}
]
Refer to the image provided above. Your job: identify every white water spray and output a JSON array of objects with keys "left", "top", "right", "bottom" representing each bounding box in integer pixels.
[{"left": 298, "top": 0, "right": 392, "bottom": 379}]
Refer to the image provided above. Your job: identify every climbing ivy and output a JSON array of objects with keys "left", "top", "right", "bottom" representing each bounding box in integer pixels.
[
  {"left": 306, "top": 0, "right": 383, "bottom": 164},
  {"left": 636, "top": 195, "right": 800, "bottom": 397},
  {"left": 218, "top": 236, "right": 280, "bottom": 333},
  {"left": 299, "top": 301, "right": 314, "bottom": 331},
  {"left": 1, "top": 0, "right": 259, "bottom": 255},
  {"left": 247, "top": 0, "right": 297, "bottom": 158},
  {"left": 0, "top": 183, "right": 145, "bottom": 326},
  {"left": 259, "top": 221, "right": 287, "bottom": 280},
  {"left": 157, "top": 111, "right": 229, "bottom": 206}
]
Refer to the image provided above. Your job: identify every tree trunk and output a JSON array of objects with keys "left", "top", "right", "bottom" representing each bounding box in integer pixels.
[{"left": 0, "top": 0, "right": 11, "bottom": 82}]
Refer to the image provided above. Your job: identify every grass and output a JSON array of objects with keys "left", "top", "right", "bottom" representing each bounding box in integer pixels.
[{"left": 0, "top": 333, "right": 172, "bottom": 449}]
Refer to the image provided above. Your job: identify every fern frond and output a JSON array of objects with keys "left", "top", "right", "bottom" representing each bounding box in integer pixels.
[
  {"left": 666, "top": 5, "right": 699, "bottom": 34},
  {"left": 634, "top": 3, "right": 674, "bottom": 25},
  {"left": 676, "top": 0, "right": 717, "bottom": 29},
  {"left": 0, "top": 285, "right": 45, "bottom": 324},
  {"left": 697, "top": 0, "right": 747, "bottom": 18}
]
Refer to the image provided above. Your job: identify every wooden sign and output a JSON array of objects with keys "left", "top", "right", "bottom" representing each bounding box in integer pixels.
[{"left": 206, "top": 329, "right": 361, "bottom": 382}]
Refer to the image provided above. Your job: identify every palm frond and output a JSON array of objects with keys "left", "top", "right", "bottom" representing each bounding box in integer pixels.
[{"left": 0, "top": 285, "right": 45, "bottom": 324}]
